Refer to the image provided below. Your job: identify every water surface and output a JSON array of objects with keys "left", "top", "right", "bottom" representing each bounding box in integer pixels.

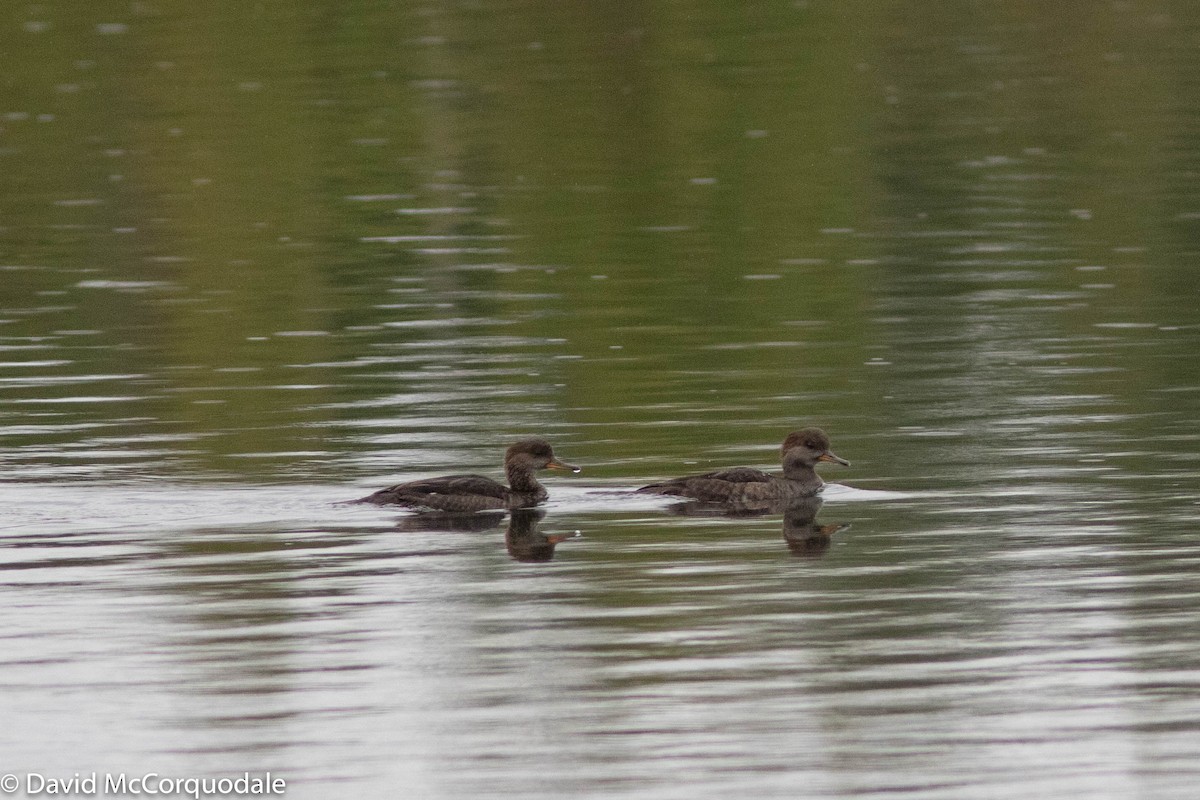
[{"left": 3, "top": 2, "right": 1200, "bottom": 798}]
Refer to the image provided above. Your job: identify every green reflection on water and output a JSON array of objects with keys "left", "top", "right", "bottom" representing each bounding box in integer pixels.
[{"left": 1, "top": 0, "right": 1199, "bottom": 481}]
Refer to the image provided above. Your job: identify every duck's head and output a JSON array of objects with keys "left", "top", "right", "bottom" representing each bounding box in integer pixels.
[
  {"left": 505, "top": 437, "right": 581, "bottom": 473},
  {"left": 781, "top": 427, "right": 850, "bottom": 468}
]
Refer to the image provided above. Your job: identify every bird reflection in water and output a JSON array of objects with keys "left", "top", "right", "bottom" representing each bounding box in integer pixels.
[
  {"left": 391, "top": 508, "right": 578, "bottom": 563},
  {"left": 662, "top": 496, "right": 849, "bottom": 559},
  {"left": 504, "top": 509, "right": 579, "bottom": 563},
  {"left": 392, "top": 511, "right": 507, "bottom": 533},
  {"left": 780, "top": 497, "right": 850, "bottom": 558}
]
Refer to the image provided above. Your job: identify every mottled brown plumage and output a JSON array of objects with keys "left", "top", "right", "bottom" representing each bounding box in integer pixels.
[
  {"left": 353, "top": 438, "right": 579, "bottom": 512},
  {"left": 635, "top": 428, "right": 849, "bottom": 503}
]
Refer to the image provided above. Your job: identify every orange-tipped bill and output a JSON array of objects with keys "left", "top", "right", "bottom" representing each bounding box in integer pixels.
[
  {"left": 818, "top": 451, "right": 850, "bottom": 467},
  {"left": 548, "top": 458, "right": 582, "bottom": 473}
]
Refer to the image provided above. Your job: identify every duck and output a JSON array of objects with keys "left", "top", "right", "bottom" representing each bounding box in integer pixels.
[
  {"left": 635, "top": 427, "right": 848, "bottom": 503},
  {"left": 353, "top": 437, "right": 580, "bottom": 512}
]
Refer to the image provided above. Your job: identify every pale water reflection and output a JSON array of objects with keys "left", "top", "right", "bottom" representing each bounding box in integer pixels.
[
  {"left": 4, "top": 0, "right": 1200, "bottom": 798},
  {"left": 3, "top": 475, "right": 1199, "bottom": 798}
]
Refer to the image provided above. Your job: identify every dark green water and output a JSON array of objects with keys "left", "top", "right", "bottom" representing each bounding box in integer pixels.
[{"left": 3, "top": 2, "right": 1200, "bottom": 798}]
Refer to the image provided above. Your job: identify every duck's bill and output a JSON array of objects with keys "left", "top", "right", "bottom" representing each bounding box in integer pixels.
[
  {"left": 548, "top": 459, "right": 582, "bottom": 473},
  {"left": 818, "top": 451, "right": 851, "bottom": 467}
]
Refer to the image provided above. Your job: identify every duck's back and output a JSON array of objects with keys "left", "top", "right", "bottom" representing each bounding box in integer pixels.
[
  {"left": 636, "top": 467, "right": 777, "bottom": 502},
  {"left": 356, "top": 473, "right": 511, "bottom": 512}
]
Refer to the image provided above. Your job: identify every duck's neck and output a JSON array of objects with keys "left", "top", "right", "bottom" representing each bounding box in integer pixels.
[
  {"left": 781, "top": 461, "right": 823, "bottom": 491},
  {"left": 506, "top": 462, "right": 544, "bottom": 494}
]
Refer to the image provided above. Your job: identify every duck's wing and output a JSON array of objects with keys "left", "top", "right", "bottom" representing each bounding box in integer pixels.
[
  {"left": 635, "top": 466, "right": 772, "bottom": 498},
  {"left": 693, "top": 467, "right": 773, "bottom": 484},
  {"left": 354, "top": 473, "right": 508, "bottom": 511}
]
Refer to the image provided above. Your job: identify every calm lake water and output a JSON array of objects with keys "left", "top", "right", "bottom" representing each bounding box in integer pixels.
[{"left": 3, "top": 2, "right": 1200, "bottom": 798}]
